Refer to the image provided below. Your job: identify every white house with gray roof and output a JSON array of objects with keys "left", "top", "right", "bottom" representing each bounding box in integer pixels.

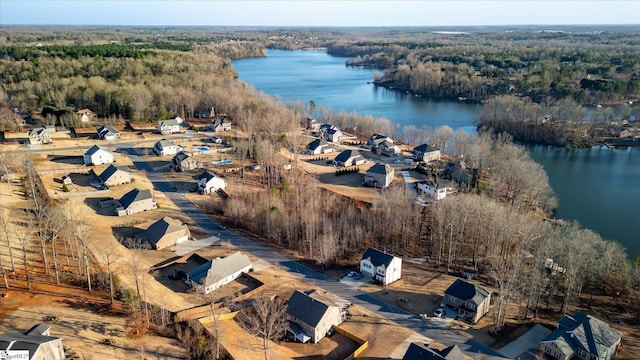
[
  {"left": 360, "top": 247, "right": 402, "bottom": 285},
  {"left": 305, "top": 138, "right": 333, "bottom": 155},
  {"left": 412, "top": 144, "right": 441, "bottom": 163},
  {"left": 186, "top": 251, "right": 252, "bottom": 294},
  {"left": 286, "top": 289, "right": 343, "bottom": 344},
  {"left": 115, "top": 188, "right": 156, "bottom": 216},
  {"left": 83, "top": 145, "right": 114, "bottom": 166},
  {"left": 539, "top": 311, "right": 622, "bottom": 360},
  {"left": 96, "top": 125, "right": 120, "bottom": 140},
  {"left": 0, "top": 323, "right": 65, "bottom": 360},
  {"left": 157, "top": 117, "right": 183, "bottom": 134},
  {"left": 197, "top": 170, "right": 227, "bottom": 194},
  {"left": 364, "top": 162, "right": 395, "bottom": 188},
  {"left": 417, "top": 178, "right": 455, "bottom": 201},
  {"left": 444, "top": 279, "right": 491, "bottom": 324},
  {"left": 153, "top": 139, "right": 182, "bottom": 156},
  {"left": 332, "top": 149, "right": 365, "bottom": 167},
  {"left": 28, "top": 127, "right": 52, "bottom": 144}
]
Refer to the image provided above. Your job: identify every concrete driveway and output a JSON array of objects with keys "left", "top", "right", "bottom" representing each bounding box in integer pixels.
[{"left": 497, "top": 324, "right": 551, "bottom": 359}]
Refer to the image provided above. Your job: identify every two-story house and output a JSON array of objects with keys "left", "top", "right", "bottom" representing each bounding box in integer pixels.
[
  {"left": 157, "top": 118, "right": 181, "bottom": 134},
  {"left": 286, "top": 290, "right": 343, "bottom": 344},
  {"left": 153, "top": 139, "right": 181, "bottom": 156},
  {"left": 305, "top": 138, "right": 333, "bottom": 155},
  {"left": 364, "top": 162, "right": 395, "bottom": 188},
  {"left": 412, "top": 144, "right": 441, "bottom": 163},
  {"left": 443, "top": 279, "right": 491, "bottom": 324},
  {"left": 539, "top": 311, "right": 622, "bottom": 360},
  {"left": 83, "top": 145, "right": 114, "bottom": 166},
  {"left": 360, "top": 247, "right": 402, "bottom": 285}
]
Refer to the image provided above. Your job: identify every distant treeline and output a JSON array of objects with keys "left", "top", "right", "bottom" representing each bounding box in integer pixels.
[
  {"left": 0, "top": 43, "right": 193, "bottom": 60},
  {"left": 327, "top": 30, "right": 640, "bottom": 105}
]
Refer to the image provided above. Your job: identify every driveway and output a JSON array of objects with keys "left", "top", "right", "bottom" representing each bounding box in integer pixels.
[
  {"left": 174, "top": 235, "right": 221, "bottom": 256},
  {"left": 497, "top": 324, "right": 551, "bottom": 359}
]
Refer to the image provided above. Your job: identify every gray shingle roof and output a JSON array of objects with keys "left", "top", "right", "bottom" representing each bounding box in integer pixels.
[
  {"left": 155, "top": 139, "right": 176, "bottom": 149},
  {"left": 118, "top": 188, "right": 152, "bottom": 209},
  {"left": 402, "top": 342, "right": 467, "bottom": 360},
  {"left": 187, "top": 252, "right": 252, "bottom": 288},
  {"left": 366, "top": 163, "right": 393, "bottom": 175},
  {"left": 173, "top": 152, "right": 190, "bottom": 163},
  {"left": 334, "top": 149, "right": 361, "bottom": 163},
  {"left": 361, "top": 247, "right": 396, "bottom": 268},
  {"left": 198, "top": 170, "right": 216, "bottom": 182},
  {"left": 542, "top": 311, "right": 622, "bottom": 357},
  {"left": 307, "top": 138, "right": 328, "bottom": 151},
  {"left": 0, "top": 324, "right": 60, "bottom": 357},
  {"left": 286, "top": 290, "right": 335, "bottom": 328},
  {"left": 444, "top": 279, "right": 490, "bottom": 306},
  {"left": 85, "top": 144, "right": 104, "bottom": 156},
  {"left": 98, "top": 164, "right": 123, "bottom": 183},
  {"left": 413, "top": 143, "right": 438, "bottom": 153},
  {"left": 136, "top": 217, "right": 188, "bottom": 248}
]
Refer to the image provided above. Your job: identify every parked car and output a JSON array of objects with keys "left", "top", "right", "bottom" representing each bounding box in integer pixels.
[
  {"left": 353, "top": 273, "right": 363, "bottom": 280},
  {"left": 434, "top": 308, "right": 446, "bottom": 318},
  {"left": 347, "top": 271, "right": 358, "bottom": 277}
]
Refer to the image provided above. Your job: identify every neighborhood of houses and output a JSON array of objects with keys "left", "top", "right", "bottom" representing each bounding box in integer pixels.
[{"left": 0, "top": 111, "right": 627, "bottom": 360}]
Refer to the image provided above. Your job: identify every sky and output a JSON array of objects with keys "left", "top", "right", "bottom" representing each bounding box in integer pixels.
[{"left": 0, "top": 0, "right": 638, "bottom": 27}]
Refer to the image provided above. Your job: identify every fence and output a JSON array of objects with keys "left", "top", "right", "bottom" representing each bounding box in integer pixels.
[
  {"left": 50, "top": 189, "right": 110, "bottom": 199},
  {"left": 37, "top": 167, "right": 92, "bottom": 176},
  {"left": 333, "top": 326, "right": 368, "bottom": 360}
]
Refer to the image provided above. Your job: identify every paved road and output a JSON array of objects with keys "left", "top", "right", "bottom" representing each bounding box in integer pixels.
[{"left": 124, "top": 146, "right": 510, "bottom": 359}]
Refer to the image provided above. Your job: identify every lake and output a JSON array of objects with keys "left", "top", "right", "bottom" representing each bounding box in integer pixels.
[{"left": 232, "top": 49, "right": 640, "bottom": 258}]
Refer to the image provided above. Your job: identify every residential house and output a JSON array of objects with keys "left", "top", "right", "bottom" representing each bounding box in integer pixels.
[
  {"left": 115, "top": 188, "right": 156, "bottom": 216},
  {"left": 443, "top": 279, "right": 491, "bottom": 324},
  {"left": 305, "top": 117, "right": 321, "bottom": 131},
  {"left": 171, "top": 152, "right": 201, "bottom": 172},
  {"left": 318, "top": 123, "right": 337, "bottom": 135},
  {"left": 368, "top": 133, "right": 393, "bottom": 151},
  {"left": 332, "top": 149, "right": 365, "bottom": 167},
  {"left": 402, "top": 342, "right": 469, "bottom": 360},
  {"left": 286, "top": 290, "right": 343, "bottom": 344},
  {"left": 28, "top": 127, "right": 52, "bottom": 144},
  {"left": 96, "top": 125, "right": 120, "bottom": 140},
  {"left": 417, "top": 179, "right": 455, "bottom": 201},
  {"left": 360, "top": 247, "right": 402, "bottom": 285},
  {"left": 195, "top": 107, "right": 216, "bottom": 118},
  {"left": 83, "top": 144, "right": 114, "bottom": 165},
  {"left": 539, "top": 311, "right": 622, "bottom": 360},
  {"left": 153, "top": 139, "right": 181, "bottom": 156},
  {"left": 0, "top": 323, "right": 65, "bottom": 360},
  {"left": 211, "top": 117, "right": 232, "bottom": 132},
  {"left": 444, "top": 161, "right": 478, "bottom": 188},
  {"left": 197, "top": 171, "right": 227, "bottom": 194},
  {"left": 77, "top": 108, "right": 96, "bottom": 123},
  {"left": 364, "top": 162, "right": 395, "bottom": 188},
  {"left": 186, "top": 251, "right": 252, "bottom": 294},
  {"left": 378, "top": 140, "right": 401, "bottom": 156},
  {"left": 619, "top": 128, "right": 634, "bottom": 138},
  {"left": 97, "top": 165, "right": 132, "bottom": 187},
  {"left": 305, "top": 138, "right": 333, "bottom": 155},
  {"left": 136, "top": 216, "right": 190, "bottom": 250},
  {"left": 325, "top": 128, "right": 342, "bottom": 143},
  {"left": 157, "top": 119, "right": 181, "bottom": 134},
  {"left": 412, "top": 144, "right": 441, "bottom": 163}
]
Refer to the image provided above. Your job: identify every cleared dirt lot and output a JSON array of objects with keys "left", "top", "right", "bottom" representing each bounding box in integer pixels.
[{"left": 0, "top": 288, "right": 186, "bottom": 360}]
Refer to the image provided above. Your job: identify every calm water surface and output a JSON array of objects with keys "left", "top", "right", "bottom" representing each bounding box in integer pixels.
[{"left": 232, "top": 49, "right": 640, "bottom": 258}]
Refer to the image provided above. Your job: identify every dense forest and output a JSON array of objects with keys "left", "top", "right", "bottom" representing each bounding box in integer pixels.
[{"left": 0, "top": 26, "right": 639, "bottom": 329}]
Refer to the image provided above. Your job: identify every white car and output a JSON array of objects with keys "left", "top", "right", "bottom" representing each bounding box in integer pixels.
[
  {"left": 347, "top": 271, "right": 358, "bottom": 277},
  {"left": 434, "top": 308, "right": 446, "bottom": 318}
]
